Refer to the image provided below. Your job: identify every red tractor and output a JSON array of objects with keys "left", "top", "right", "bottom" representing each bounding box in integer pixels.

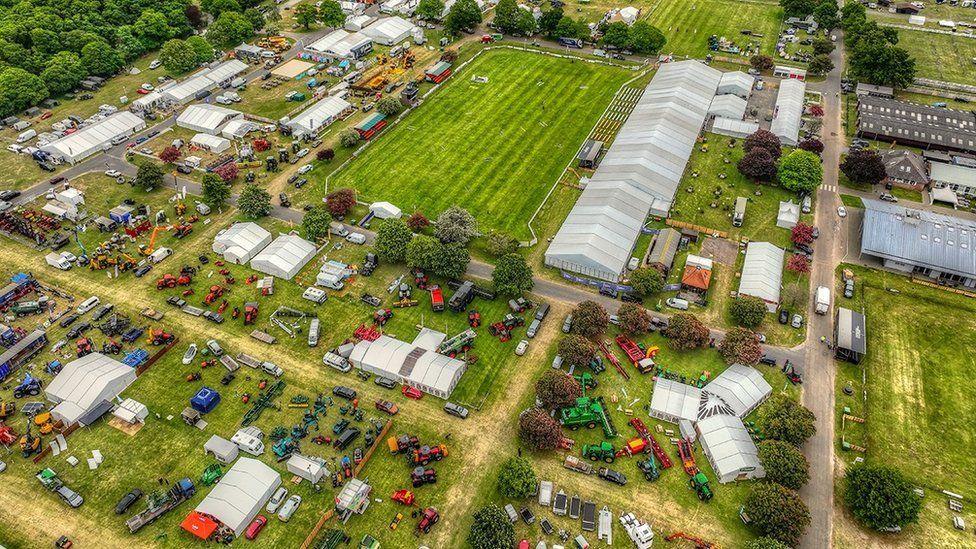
[
  {"left": 410, "top": 444, "right": 448, "bottom": 466},
  {"left": 467, "top": 310, "right": 481, "bottom": 328},
  {"left": 76, "top": 337, "right": 93, "bottom": 357},
  {"left": 148, "top": 329, "right": 175, "bottom": 346},
  {"left": 243, "top": 302, "right": 259, "bottom": 325},
  {"left": 101, "top": 339, "right": 121, "bottom": 354},
  {"left": 204, "top": 285, "right": 225, "bottom": 305},
  {"left": 417, "top": 507, "right": 439, "bottom": 534},
  {"left": 373, "top": 308, "right": 393, "bottom": 326},
  {"left": 411, "top": 466, "right": 437, "bottom": 487},
  {"left": 156, "top": 274, "right": 178, "bottom": 289},
  {"left": 389, "top": 434, "right": 420, "bottom": 455},
  {"left": 391, "top": 489, "right": 415, "bottom": 506},
  {"left": 172, "top": 223, "right": 192, "bottom": 239},
  {"left": 0, "top": 423, "right": 18, "bottom": 446}
]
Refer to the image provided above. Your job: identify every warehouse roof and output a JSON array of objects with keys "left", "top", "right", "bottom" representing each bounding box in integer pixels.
[
  {"left": 702, "top": 364, "right": 771, "bottom": 418},
  {"left": 306, "top": 29, "right": 372, "bottom": 57},
  {"left": 857, "top": 95, "right": 976, "bottom": 153},
  {"left": 349, "top": 331, "right": 466, "bottom": 397},
  {"left": 177, "top": 104, "right": 242, "bottom": 134},
  {"left": 929, "top": 161, "right": 976, "bottom": 188},
  {"left": 649, "top": 378, "right": 703, "bottom": 423},
  {"left": 40, "top": 112, "right": 145, "bottom": 162},
  {"left": 770, "top": 79, "right": 805, "bottom": 146},
  {"left": 362, "top": 16, "right": 416, "bottom": 43},
  {"left": 861, "top": 199, "right": 976, "bottom": 278},
  {"left": 718, "top": 71, "right": 754, "bottom": 96},
  {"left": 696, "top": 414, "right": 763, "bottom": 480},
  {"left": 836, "top": 307, "right": 867, "bottom": 354},
  {"left": 545, "top": 60, "right": 722, "bottom": 281},
  {"left": 738, "top": 242, "right": 784, "bottom": 306},
  {"left": 288, "top": 95, "right": 352, "bottom": 136},
  {"left": 712, "top": 117, "right": 759, "bottom": 138},
  {"left": 213, "top": 222, "right": 272, "bottom": 264},
  {"left": 195, "top": 457, "right": 281, "bottom": 537},
  {"left": 45, "top": 353, "right": 136, "bottom": 426},
  {"left": 708, "top": 94, "right": 747, "bottom": 120}
]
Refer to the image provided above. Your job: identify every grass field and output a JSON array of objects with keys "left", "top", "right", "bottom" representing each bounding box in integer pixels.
[
  {"left": 325, "top": 49, "right": 634, "bottom": 241},
  {"left": 645, "top": 0, "right": 783, "bottom": 59},
  {"left": 893, "top": 29, "right": 976, "bottom": 86},
  {"left": 832, "top": 264, "right": 976, "bottom": 548}
]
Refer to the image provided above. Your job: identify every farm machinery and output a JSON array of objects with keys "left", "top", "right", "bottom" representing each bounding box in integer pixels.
[
  {"left": 629, "top": 418, "right": 672, "bottom": 470},
  {"left": 409, "top": 444, "right": 448, "bottom": 466},
  {"left": 243, "top": 302, "right": 259, "bottom": 325},
  {"left": 436, "top": 329, "right": 476, "bottom": 358},
  {"left": 147, "top": 329, "right": 175, "bottom": 346},
  {"left": 615, "top": 335, "right": 657, "bottom": 374},
  {"left": 391, "top": 489, "right": 415, "bottom": 506},
  {"left": 559, "top": 394, "right": 617, "bottom": 437},
  {"left": 488, "top": 314, "right": 524, "bottom": 342},
  {"left": 582, "top": 441, "right": 616, "bottom": 463},
  {"left": 125, "top": 478, "right": 196, "bottom": 533},
  {"left": 677, "top": 437, "right": 713, "bottom": 501},
  {"left": 12, "top": 374, "right": 42, "bottom": 398},
  {"left": 410, "top": 466, "right": 437, "bottom": 487},
  {"left": 203, "top": 285, "right": 226, "bottom": 305},
  {"left": 637, "top": 456, "right": 660, "bottom": 481},
  {"left": 200, "top": 463, "right": 223, "bottom": 486}
]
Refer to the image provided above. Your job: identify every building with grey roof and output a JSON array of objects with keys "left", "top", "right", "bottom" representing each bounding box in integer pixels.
[
  {"left": 879, "top": 149, "right": 928, "bottom": 189},
  {"left": 545, "top": 60, "right": 721, "bottom": 281},
  {"left": 770, "top": 79, "right": 806, "bottom": 146},
  {"left": 707, "top": 94, "right": 747, "bottom": 120},
  {"left": 716, "top": 71, "right": 754, "bottom": 99},
  {"left": 929, "top": 162, "right": 976, "bottom": 198},
  {"left": 738, "top": 242, "right": 785, "bottom": 312},
  {"left": 856, "top": 96, "right": 976, "bottom": 155},
  {"left": 835, "top": 307, "right": 866, "bottom": 363},
  {"left": 696, "top": 414, "right": 765, "bottom": 483},
  {"left": 861, "top": 198, "right": 976, "bottom": 286},
  {"left": 646, "top": 227, "right": 680, "bottom": 273},
  {"left": 702, "top": 364, "right": 772, "bottom": 418}
]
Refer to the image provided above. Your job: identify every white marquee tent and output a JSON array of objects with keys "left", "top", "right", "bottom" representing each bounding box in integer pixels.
[
  {"left": 213, "top": 222, "right": 273, "bottom": 264},
  {"left": 250, "top": 234, "right": 317, "bottom": 280},
  {"left": 708, "top": 94, "right": 747, "bottom": 120},
  {"left": 545, "top": 61, "right": 721, "bottom": 281},
  {"left": 370, "top": 201, "right": 402, "bottom": 219},
  {"left": 40, "top": 112, "right": 146, "bottom": 164},
  {"left": 287, "top": 95, "right": 352, "bottom": 137},
  {"left": 45, "top": 353, "right": 137, "bottom": 427},
  {"left": 221, "top": 119, "right": 258, "bottom": 139},
  {"left": 696, "top": 414, "right": 765, "bottom": 483},
  {"left": 362, "top": 16, "right": 417, "bottom": 45},
  {"left": 349, "top": 328, "right": 467, "bottom": 398},
  {"left": 717, "top": 71, "right": 755, "bottom": 99},
  {"left": 648, "top": 378, "right": 702, "bottom": 423},
  {"left": 702, "top": 364, "right": 772, "bottom": 418},
  {"left": 770, "top": 79, "right": 806, "bottom": 146},
  {"left": 194, "top": 457, "right": 281, "bottom": 537},
  {"left": 177, "top": 104, "right": 243, "bottom": 135},
  {"left": 190, "top": 133, "right": 231, "bottom": 154},
  {"left": 738, "top": 242, "right": 785, "bottom": 312},
  {"left": 712, "top": 117, "right": 760, "bottom": 139}
]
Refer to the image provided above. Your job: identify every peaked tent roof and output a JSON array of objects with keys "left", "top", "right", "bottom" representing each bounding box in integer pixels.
[
  {"left": 194, "top": 457, "right": 281, "bottom": 537},
  {"left": 45, "top": 352, "right": 136, "bottom": 426},
  {"left": 738, "top": 242, "right": 784, "bottom": 306},
  {"left": 40, "top": 112, "right": 145, "bottom": 162},
  {"left": 770, "top": 79, "right": 806, "bottom": 146},
  {"left": 288, "top": 95, "right": 352, "bottom": 136},
  {"left": 250, "top": 234, "right": 317, "bottom": 280},
  {"left": 177, "top": 104, "right": 242, "bottom": 134},
  {"left": 649, "top": 378, "right": 703, "bottom": 423},
  {"left": 696, "top": 414, "right": 763, "bottom": 481},
  {"left": 702, "top": 364, "right": 772, "bottom": 418}
]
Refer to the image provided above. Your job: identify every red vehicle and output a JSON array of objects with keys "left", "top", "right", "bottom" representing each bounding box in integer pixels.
[
  {"left": 136, "top": 88, "right": 150, "bottom": 94},
  {"left": 518, "top": 541, "right": 530, "bottom": 549},
  {"left": 402, "top": 386, "right": 423, "bottom": 400},
  {"left": 244, "top": 515, "right": 268, "bottom": 540},
  {"left": 391, "top": 489, "right": 415, "bottom": 506},
  {"left": 430, "top": 286, "right": 444, "bottom": 312},
  {"left": 375, "top": 399, "right": 399, "bottom": 415},
  {"left": 40, "top": 111, "right": 53, "bottom": 120}
]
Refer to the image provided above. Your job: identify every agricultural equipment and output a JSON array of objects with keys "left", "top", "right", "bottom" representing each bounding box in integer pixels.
[
  {"left": 598, "top": 339, "right": 630, "bottom": 380},
  {"left": 373, "top": 308, "right": 393, "bottom": 326},
  {"left": 20, "top": 420, "right": 40, "bottom": 457},
  {"left": 582, "top": 441, "right": 616, "bottom": 463},
  {"left": 677, "top": 438, "right": 698, "bottom": 476},
  {"left": 637, "top": 456, "right": 660, "bottom": 481},
  {"left": 783, "top": 360, "right": 803, "bottom": 384},
  {"left": 436, "top": 329, "right": 476, "bottom": 357},
  {"left": 0, "top": 423, "right": 17, "bottom": 446},
  {"left": 665, "top": 532, "right": 716, "bottom": 548},
  {"left": 629, "top": 418, "right": 672, "bottom": 469},
  {"left": 35, "top": 411, "right": 54, "bottom": 435},
  {"left": 203, "top": 285, "right": 225, "bottom": 305},
  {"left": 391, "top": 489, "right": 415, "bottom": 506},
  {"left": 410, "top": 466, "right": 437, "bottom": 487},
  {"left": 13, "top": 374, "right": 42, "bottom": 398},
  {"left": 36, "top": 468, "right": 83, "bottom": 508},
  {"left": 101, "top": 339, "right": 121, "bottom": 354},
  {"left": 242, "top": 302, "right": 257, "bottom": 325},
  {"left": 416, "top": 507, "right": 439, "bottom": 534},
  {"left": 410, "top": 444, "right": 448, "bottom": 465},
  {"left": 564, "top": 455, "right": 594, "bottom": 475},
  {"left": 241, "top": 379, "right": 285, "bottom": 427},
  {"left": 615, "top": 335, "right": 655, "bottom": 374},
  {"left": 559, "top": 395, "right": 616, "bottom": 437},
  {"left": 0, "top": 401, "right": 15, "bottom": 419},
  {"left": 467, "top": 310, "right": 481, "bottom": 328},
  {"left": 10, "top": 298, "right": 49, "bottom": 317},
  {"left": 156, "top": 274, "right": 178, "bottom": 289},
  {"left": 689, "top": 472, "right": 713, "bottom": 501},
  {"left": 574, "top": 372, "right": 598, "bottom": 390},
  {"left": 388, "top": 434, "right": 420, "bottom": 454},
  {"left": 147, "top": 329, "right": 175, "bottom": 346},
  {"left": 488, "top": 314, "right": 524, "bottom": 342},
  {"left": 200, "top": 463, "right": 223, "bottom": 486},
  {"left": 272, "top": 437, "right": 299, "bottom": 459},
  {"left": 125, "top": 478, "right": 196, "bottom": 533}
]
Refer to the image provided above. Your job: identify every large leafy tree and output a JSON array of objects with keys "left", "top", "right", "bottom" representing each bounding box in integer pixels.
[
  {"left": 202, "top": 173, "right": 231, "bottom": 208},
  {"left": 135, "top": 162, "right": 164, "bottom": 191},
  {"left": 808, "top": 54, "right": 834, "bottom": 76},
  {"left": 496, "top": 457, "right": 537, "bottom": 499},
  {"left": 718, "top": 327, "right": 764, "bottom": 365},
  {"left": 601, "top": 22, "right": 630, "bottom": 50},
  {"left": 518, "top": 408, "right": 562, "bottom": 451},
  {"left": 493, "top": 0, "right": 522, "bottom": 35},
  {"left": 294, "top": 3, "right": 318, "bottom": 29},
  {"left": 41, "top": 52, "right": 86, "bottom": 96},
  {"left": 744, "top": 129, "right": 782, "bottom": 160},
  {"left": 325, "top": 187, "right": 356, "bottom": 217},
  {"left": 758, "top": 439, "right": 810, "bottom": 490},
  {"left": 791, "top": 222, "right": 815, "bottom": 245},
  {"left": 539, "top": 7, "right": 564, "bottom": 38},
  {"left": 738, "top": 148, "right": 778, "bottom": 182},
  {"left": 751, "top": 54, "right": 775, "bottom": 71},
  {"left": 745, "top": 538, "right": 791, "bottom": 549},
  {"left": 744, "top": 483, "right": 811, "bottom": 546},
  {"left": 779, "top": 150, "right": 823, "bottom": 194},
  {"left": 81, "top": 40, "right": 123, "bottom": 76},
  {"left": 433, "top": 242, "right": 470, "bottom": 279},
  {"left": 535, "top": 370, "right": 582, "bottom": 410},
  {"left": 186, "top": 36, "right": 215, "bottom": 64},
  {"left": 730, "top": 295, "right": 767, "bottom": 328},
  {"left": 780, "top": 0, "right": 817, "bottom": 18},
  {"left": 444, "top": 0, "right": 482, "bottom": 35},
  {"left": 558, "top": 335, "right": 596, "bottom": 368},
  {"left": 487, "top": 232, "right": 519, "bottom": 256},
  {"left": 629, "top": 267, "right": 664, "bottom": 296},
  {"left": 844, "top": 465, "right": 922, "bottom": 531},
  {"left": 207, "top": 11, "right": 254, "bottom": 48},
  {"left": 435, "top": 205, "right": 478, "bottom": 245},
  {"left": 406, "top": 235, "right": 441, "bottom": 273},
  {"left": 814, "top": 1, "right": 840, "bottom": 29},
  {"left": 467, "top": 504, "right": 516, "bottom": 549},
  {"left": 617, "top": 302, "right": 650, "bottom": 336},
  {"left": 841, "top": 149, "right": 886, "bottom": 186},
  {"left": 376, "top": 96, "right": 404, "bottom": 117},
  {"left": 759, "top": 394, "right": 817, "bottom": 446},
  {"left": 375, "top": 218, "right": 413, "bottom": 263},
  {"left": 569, "top": 300, "right": 609, "bottom": 339},
  {"left": 628, "top": 22, "right": 666, "bottom": 54},
  {"left": 417, "top": 0, "right": 446, "bottom": 20},
  {"left": 133, "top": 10, "right": 174, "bottom": 49},
  {"left": 160, "top": 39, "right": 198, "bottom": 74},
  {"left": 302, "top": 205, "right": 333, "bottom": 242},
  {"left": 492, "top": 253, "right": 533, "bottom": 296},
  {"left": 662, "top": 313, "right": 710, "bottom": 350},
  {"left": 238, "top": 183, "right": 272, "bottom": 219}
]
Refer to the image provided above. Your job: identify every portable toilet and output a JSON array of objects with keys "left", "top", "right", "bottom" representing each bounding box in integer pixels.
[{"left": 190, "top": 386, "right": 221, "bottom": 413}]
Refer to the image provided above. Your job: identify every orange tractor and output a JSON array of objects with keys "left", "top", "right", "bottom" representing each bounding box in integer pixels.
[
  {"left": 147, "top": 329, "right": 175, "bottom": 346},
  {"left": 204, "top": 285, "right": 226, "bottom": 305}
]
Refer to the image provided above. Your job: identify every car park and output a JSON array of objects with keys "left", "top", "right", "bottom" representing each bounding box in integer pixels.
[
  {"left": 534, "top": 303, "right": 550, "bottom": 321},
  {"left": 296, "top": 148, "right": 309, "bottom": 158},
  {"left": 66, "top": 322, "right": 91, "bottom": 339},
  {"left": 811, "top": 226, "right": 820, "bottom": 239},
  {"left": 795, "top": 243, "right": 814, "bottom": 255},
  {"left": 91, "top": 304, "right": 114, "bottom": 321},
  {"left": 598, "top": 467, "right": 627, "bottom": 486},
  {"left": 759, "top": 355, "right": 777, "bottom": 366},
  {"left": 0, "top": 190, "right": 20, "bottom": 201}
]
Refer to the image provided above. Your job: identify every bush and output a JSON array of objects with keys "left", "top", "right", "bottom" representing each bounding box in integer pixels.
[
  {"left": 791, "top": 222, "right": 815, "bottom": 245},
  {"left": 798, "top": 139, "right": 824, "bottom": 154},
  {"left": 434, "top": 205, "right": 478, "bottom": 245},
  {"left": 743, "top": 483, "right": 811, "bottom": 546},
  {"left": 496, "top": 457, "right": 537, "bottom": 499},
  {"left": 779, "top": 149, "right": 823, "bottom": 194},
  {"left": 758, "top": 439, "right": 810, "bottom": 490},
  {"left": 840, "top": 149, "right": 886, "bottom": 186},
  {"left": 406, "top": 212, "right": 429, "bottom": 232},
  {"left": 629, "top": 267, "right": 664, "bottom": 296},
  {"left": 487, "top": 231, "right": 519, "bottom": 256},
  {"left": 467, "top": 504, "right": 516, "bottom": 549},
  {"left": 745, "top": 537, "right": 791, "bottom": 549},
  {"left": 518, "top": 408, "right": 561, "bottom": 451},
  {"left": 730, "top": 295, "right": 767, "bottom": 328},
  {"left": 316, "top": 148, "right": 335, "bottom": 162},
  {"left": 535, "top": 370, "right": 582, "bottom": 409},
  {"left": 339, "top": 128, "right": 361, "bottom": 148},
  {"left": 569, "top": 301, "right": 609, "bottom": 339},
  {"left": 844, "top": 465, "right": 922, "bottom": 531},
  {"left": 751, "top": 54, "right": 774, "bottom": 71}
]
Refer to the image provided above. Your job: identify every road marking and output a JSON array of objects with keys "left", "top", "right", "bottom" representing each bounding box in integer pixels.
[{"left": 820, "top": 184, "right": 837, "bottom": 192}]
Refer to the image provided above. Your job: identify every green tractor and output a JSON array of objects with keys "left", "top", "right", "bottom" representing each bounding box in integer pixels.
[
  {"left": 200, "top": 463, "right": 223, "bottom": 486},
  {"left": 582, "top": 441, "right": 616, "bottom": 463},
  {"left": 689, "top": 472, "right": 713, "bottom": 501},
  {"left": 573, "top": 372, "right": 598, "bottom": 391},
  {"left": 559, "top": 396, "right": 616, "bottom": 437},
  {"left": 637, "top": 456, "right": 660, "bottom": 481}
]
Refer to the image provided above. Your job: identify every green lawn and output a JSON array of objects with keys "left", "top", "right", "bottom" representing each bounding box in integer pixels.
[
  {"left": 833, "top": 264, "right": 976, "bottom": 547},
  {"left": 646, "top": 0, "right": 783, "bottom": 59},
  {"left": 890, "top": 186, "right": 923, "bottom": 203},
  {"left": 893, "top": 29, "right": 976, "bottom": 86},
  {"left": 325, "top": 49, "right": 633, "bottom": 241},
  {"left": 840, "top": 194, "right": 863, "bottom": 208}
]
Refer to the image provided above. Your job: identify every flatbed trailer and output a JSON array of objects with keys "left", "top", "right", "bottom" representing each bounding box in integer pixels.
[
  {"left": 581, "top": 501, "right": 597, "bottom": 531},
  {"left": 125, "top": 478, "right": 195, "bottom": 533},
  {"left": 569, "top": 495, "right": 582, "bottom": 519},
  {"left": 629, "top": 418, "right": 673, "bottom": 469},
  {"left": 598, "top": 340, "right": 630, "bottom": 380}
]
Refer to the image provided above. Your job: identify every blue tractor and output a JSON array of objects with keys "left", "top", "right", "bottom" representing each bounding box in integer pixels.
[{"left": 13, "top": 373, "right": 42, "bottom": 399}]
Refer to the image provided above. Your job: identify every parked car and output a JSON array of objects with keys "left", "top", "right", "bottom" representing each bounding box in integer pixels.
[
  {"left": 206, "top": 339, "right": 224, "bottom": 356},
  {"left": 266, "top": 487, "right": 288, "bottom": 513},
  {"left": 105, "top": 169, "right": 121, "bottom": 178},
  {"left": 277, "top": 494, "right": 301, "bottom": 521},
  {"left": 245, "top": 515, "right": 268, "bottom": 540},
  {"left": 333, "top": 386, "right": 357, "bottom": 400},
  {"left": 561, "top": 314, "right": 573, "bottom": 333},
  {"left": 837, "top": 206, "right": 847, "bottom": 218},
  {"left": 66, "top": 321, "right": 91, "bottom": 339},
  {"left": 811, "top": 226, "right": 820, "bottom": 239},
  {"left": 598, "top": 467, "right": 627, "bottom": 486},
  {"left": 298, "top": 164, "right": 313, "bottom": 174},
  {"left": 295, "top": 148, "right": 309, "bottom": 158},
  {"left": 791, "top": 314, "right": 804, "bottom": 328},
  {"left": 795, "top": 243, "right": 814, "bottom": 255},
  {"left": 778, "top": 309, "right": 790, "bottom": 324},
  {"left": 444, "top": 402, "right": 469, "bottom": 419},
  {"left": 374, "top": 376, "right": 397, "bottom": 389},
  {"left": 114, "top": 488, "right": 143, "bottom": 515},
  {"left": 91, "top": 303, "right": 114, "bottom": 321},
  {"left": 515, "top": 339, "right": 529, "bottom": 356},
  {"left": 59, "top": 314, "right": 79, "bottom": 328},
  {"left": 880, "top": 193, "right": 898, "bottom": 202},
  {"left": 402, "top": 386, "right": 423, "bottom": 400},
  {"left": 375, "top": 399, "right": 399, "bottom": 415},
  {"left": 134, "top": 264, "right": 152, "bottom": 277}
]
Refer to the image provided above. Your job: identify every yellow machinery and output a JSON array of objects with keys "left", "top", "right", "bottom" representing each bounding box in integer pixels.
[
  {"left": 34, "top": 412, "right": 54, "bottom": 435},
  {"left": 139, "top": 225, "right": 173, "bottom": 256}
]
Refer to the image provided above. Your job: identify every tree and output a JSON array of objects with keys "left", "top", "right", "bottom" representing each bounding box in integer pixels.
[
  {"left": 186, "top": 4, "right": 205, "bottom": 28},
  {"left": 433, "top": 242, "right": 470, "bottom": 279},
  {"left": 417, "top": 0, "right": 446, "bottom": 20},
  {"left": 536, "top": 370, "right": 582, "bottom": 409},
  {"left": 301, "top": 205, "right": 333, "bottom": 242},
  {"left": 662, "top": 313, "right": 709, "bottom": 350},
  {"left": 42, "top": 52, "right": 86, "bottom": 96},
  {"left": 135, "top": 162, "right": 164, "bottom": 191},
  {"left": 435, "top": 205, "right": 478, "bottom": 245},
  {"left": 848, "top": 38, "right": 915, "bottom": 89},
  {"left": 202, "top": 173, "right": 231, "bottom": 208},
  {"left": 238, "top": 183, "right": 272, "bottom": 219},
  {"left": 738, "top": 148, "right": 778, "bottom": 182},
  {"left": 318, "top": 0, "right": 346, "bottom": 26},
  {"left": 751, "top": 54, "right": 774, "bottom": 72},
  {"left": 629, "top": 267, "right": 664, "bottom": 296},
  {"left": 555, "top": 16, "right": 582, "bottom": 40},
  {"left": 618, "top": 302, "right": 651, "bottom": 336},
  {"left": 798, "top": 138, "right": 824, "bottom": 154},
  {"left": 514, "top": 9, "right": 537, "bottom": 35},
  {"left": 808, "top": 54, "right": 834, "bottom": 76},
  {"left": 493, "top": 0, "right": 522, "bottom": 35},
  {"left": 214, "top": 162, "right": 239, "bottom": 182},
  {"left": 759, "top": 394, "right": 816, "bottom": 446},
  {"left": 730, "top": 296, "right": 767, "bottom": 328},
  {"left": 487, "top": 231, "right": 518, "bottom": 256},
  {"left": 186, "top": 36, "right": 215, "bottom": 64},
  {"left": 160, "top": 39, "right": 198, "bottom": 74},
  {"left": 207, "top": 11, "right": 254, "bottom": 49},
  {"left": 539, "top": 7, "right": 564, "bottom": 38},
  {"left": 570, "top": 301, "right": 609, "bottom": 339},
  {"left": 844, "top": 465, "right": 922, "bottom": 531},
  {"left": 779, "top": 0, "right": 816, "bottom": 18},
  {"left": 791, "top": 222, "right": 814, "bottom": 245},
  {"left": 316, "top": 148, "right": 335, "bottom": 162},
  {"left": 758, "top": 440, "right": 810, "bottom": 490},
  {"left": 518, "top": 408, "right": 562, "bottom": 451},
  {"left": 558, "top": 335, "right": 596, "bottom": 368},
  {"left": 813, "top": 1, "right": 840, "bottom": 30},
  {"left": 444, "top": 0, "right": 482, "bottom": 35},
  {"left": 325, "top": 187, "right": 356, "bottom": 217},
  {"left": 339, "top": 128, "right": 361, "bottom": 148},
  {"left": 406, "top": 235, "right": 441, "bottom": 272},
  {"left": 778, "top": 150, "right": 823, "bottom": 194},
  {"left": 744, "top": 129, "right": 782, "bottom": 160},
  {"left": 718, "top": 327, "right": 764, "bottom": 365},
  {"left": 407, "top": 212, "right": 430, "bottom": 232},
  {"left": 81, "top": 40, "right": 123, "bottom": 76},
  {"left": 786, "top": 253, "right": 810, "bottom": 274},
  {"left": 497, "top": 457, "right": 537, "bottom": 499},
  {"left": 628, "top": 22, "right": 667, "bottom": 54},
  {"left": 841, "top": 149, "right": 886, "bottom": 186},
  {"left": 468, "top": 504, "right": 516, "bottom": 549},
  {"left": 133, "top": 10, "right": 174, "bottom": 50},
  {"left": 745, "top": 538, "right": 791, "bottom": 549},
  {"left": 245, "top": 7, "right": 266, "bottom": 31},
  {"left": 203, "top": 0, "right": 242, "bottom": 17},
  {"left": 492, "top": 253, "right": 533, "bottom": 296},
  {"left": 294, "top": 4, "right": 318, "bottom": 29},
  {"left": 375, "top": 218, "right": 413, "bottom": 263},
  {"left": 601, "top": 22, "right": 630, "bottom": 50},
  {"left": 376, "top": 96, "right": 404, "bottom": 117},
  {"left": 159, "top": 146, "right": 181, "bottom": 163},
  {"left": 744, "top": 483, "right": 811, "bottom": 547},
  {"left": 812, "top": 37, "right": 835, "bottom": 56}
]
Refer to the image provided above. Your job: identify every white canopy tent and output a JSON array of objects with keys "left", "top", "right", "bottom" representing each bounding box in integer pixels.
[
  {"left": 770, "top": 79, "right": 806, "bottom": 146},
  {"left": 708, "top": 94, "right": 747, "bottom": 120},
  {"left": 349, "top": 328, "right": 467, "bottom": 398},
  {"left": 649, "top": 379, "right": 702, "bottom": 423},
  {"left": 712, "top": 117, "right": 759, "bottom": 139},
  {"left": 702, "top": 364, "right": 772, "bottom": 418},
  {"left": 717, "top": 71, "right": 755, "bottom": 99},
  {"left": 40, "top": 112, "right": 145, "bottom": 164},
  {"left": 287, "top": 96, "right": 352, "bottom": 137},
  {"left": 696, "top": 414, "right": 764, "bottom": 483},
  {"left": 190, "top": 133, "right": 231, "bottom": 153},
  {"left": 177, "top": 104, "right": 243, "bottom": 135},
  {"left": 213, "top": 222, "right": 273, "bottom": 264},
  {"left": 250, "top": 234, "right": 317, "bottom": 280},
  {"left": 776, "top": 201, "right": 800, "bottom": 229},
  {"left": 362, "top": 16, "right": 417, "bottom": 45},
  {"left": 194, "top": 457, "right": 281, "bottom": 537},
  {"left": 221, "top": 119, "right": 259, "bottom": 139},
  {"left": 45, "top": 353, "right": 137, "bottom": 427},
  {"left": 287, "top": 454, "right": 329, "bottom": 483},
  {"left": 370, "top": 201, "right": 402, "bottom": 219},
  {"left": 738, "top": 242, "right": 785, "bottom": 312},
  {"left": 303, "top": 29, "right": 373, "bottom": 60}
]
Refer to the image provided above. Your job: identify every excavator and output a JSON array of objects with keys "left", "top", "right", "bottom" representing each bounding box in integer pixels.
[
  {"left": 20, "top": 419, "right": 40, "bottom": 457},
  {"left": 138, "top": 223, "right": 191, "bottom": 256}
]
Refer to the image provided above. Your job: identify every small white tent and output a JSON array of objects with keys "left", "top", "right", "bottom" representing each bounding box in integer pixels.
[{"left": 370, "top": 201, "right": 402, "bottom": 219}]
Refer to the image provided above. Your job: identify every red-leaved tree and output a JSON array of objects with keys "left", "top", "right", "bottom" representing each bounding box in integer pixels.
[
  {"left": 326, "top": 187, "right": 357, "bottom": 217},
  {"left": 744, "top": 129, "right": 782, "bottom": 160},
  {"left": 214, "top": 162, "right": 239, "bottom": 182},
  {"left": 518, "top": 408, "right": 562, "bottom": 451},
  {"left": 407, "top": 211, "right": 430, "bottom": 232},
  {"left": 791, "top": 222, "right": 815, "bottom": 245},
  {"left": 787, "top": 254, "right": 810, "bottom": 274},
  {"left": 738, "top": 148, "right": 778, "bottom": 182},
  {"left": 159, "top": 146, "right": 181, "bottom": 163},
  {"left": 317, "top": 148, "right": 335, "bottom": 162},
  {"left": 718, "top": 327, "right": 764, "bottom": 365},
  {"left": 798, "top": 139, "right": 824, "bottom": 155}
]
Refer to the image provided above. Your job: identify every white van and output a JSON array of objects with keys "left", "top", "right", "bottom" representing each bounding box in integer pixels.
[
  {"left": 665, "top": 297, "right": 689, "bottom": 310},
  {"left": 308, "top": 318, "right": 320, "bottom": 347},
  {"left": 345, "top": 232, "right": 366, "bottom": 245},
  {"left": 323, "top": 352, "right": 351, "bottom": 372},
  {"left": 16, "top": 129, "right": 36, "bottom": 143},
  {"left": 231, "top": 426, "right": 265, "bottom": 456},
  {"left": 77, "top": 296, "right": 101, "bottom": 314},
  {"left": 329, "top": 221, "right": 349, "bottom": 237},
  {"left": 148, "top": 247, "right": 173, "bottom": 264}
]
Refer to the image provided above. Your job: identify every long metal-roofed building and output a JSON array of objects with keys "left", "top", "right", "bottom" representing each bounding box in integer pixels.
[
  {"left": 349, "top": 327, "right": 467, "bottom": 398},
  {"left": 738, "top": 242, "right": 785, "bottom": 312},
  {"left": 40, "top": 111, "right": 146, "bottom": 164},
  {"left": 856, "top": 95, "right": 976, "bottom": 154},
  {"left": 861, "top": 198, "right": 976, "bottom": 286},
  {"left": 545, "top": 60, "right": 722, "bottom": 282},
  {"left": 769, "top": 78, "right": 806, "bottom": 146},
  {"left": 287, "top": 95, "right": 353, "bottom": 138},
  {"left": 835, "top": 307, "right": 867, "bottom": 364}
]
